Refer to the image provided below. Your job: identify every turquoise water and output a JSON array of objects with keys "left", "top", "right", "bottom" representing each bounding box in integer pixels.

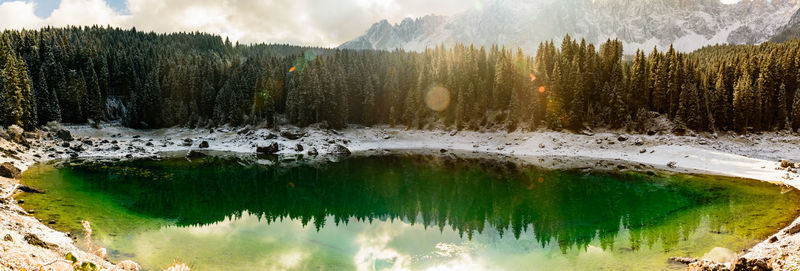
[{"left": 18, "top": 155, "right": 800, "bottom": 270}]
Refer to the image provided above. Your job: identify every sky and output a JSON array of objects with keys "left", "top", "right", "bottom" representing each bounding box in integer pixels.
[
  {"left": 0, "top": 0, "right": 475, "bottom": 47},
  {"left": 0, "top": 0, "right": 744, "bottom": 48}
]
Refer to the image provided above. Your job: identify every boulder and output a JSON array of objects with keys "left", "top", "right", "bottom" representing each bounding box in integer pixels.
[
  {"left": 56, "top": 129, "right": 73, "bottom": 141},
  {"left": 257, "top": 142, "right": 280, "bottom": 154},
  {"left": 295, "top": 144, "right": 304, "bottom": 152},
  {"left": 617, "top": 135, "right": 629, "bottom": 142},
  {"left": 24, "top": 233, "right": 49, "bottom": 248},
  {"left": 199, "top": 141, "right": 210, "bottom": 149},
  {"left": 732, "top": 257, "right": 770, "bottom": 271},
  {"left": 281, "top": 130, "right": 306, "bottom": 140},
  {"left": 69, "top": 144, "right": 85, "bottom": 152},
  {"left": 307, "top": 147, "right": 319, "bottom": 156},
  {"left": 780, "top": 160, "right": 795, "bottom": 169},
  {"left": 186, "top": 150, "right": 207, "bottom": 159},
  {"left": 0, "top": 162, "right": 21, "bottom": 178},
  {"left": 687, "top": 259, "right": 728, "bottom": 271},
  {"left": 634, "top": 137, "right": 644, "bottom": 146},
  {"left": 22, "top": 132, "right": 39, "bottom": 139},
  {"left": 328, "top": 144, "right": 351, "bottom": 156}
]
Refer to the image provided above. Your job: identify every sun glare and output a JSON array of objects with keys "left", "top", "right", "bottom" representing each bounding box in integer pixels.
[{"left": 425, "top": 86, "right": 451, "bottom": 112}]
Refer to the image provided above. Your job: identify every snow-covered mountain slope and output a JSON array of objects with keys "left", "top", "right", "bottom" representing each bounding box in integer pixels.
[{"left": 340, "top": 0, "right": 800, "bottom": 54}]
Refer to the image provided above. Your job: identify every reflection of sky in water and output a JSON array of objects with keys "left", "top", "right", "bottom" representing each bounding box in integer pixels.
[
  {"left": 119, "top": 213, "right": 490, "bottom": 270},
  {"left": 109, "top": 212, "right": 729, "bottom": 271}
]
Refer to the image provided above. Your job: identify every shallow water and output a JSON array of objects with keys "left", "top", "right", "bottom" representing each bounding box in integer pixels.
[{"left": 18, "top": 155, "right": 800, "bottom": 271}]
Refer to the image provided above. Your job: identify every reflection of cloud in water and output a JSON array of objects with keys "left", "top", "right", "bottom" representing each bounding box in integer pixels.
[
  {"left": 278, "top": 251, "right": 309, "bottom": 270},
  {"left": 125, "top": 212, "right": 318, "bottom": 270},
  {"left": 353, "top": 220, "right": 489, "bottom": 271},
  {"left": 354, "top": 222, "right": 411, "bottom": 271}
]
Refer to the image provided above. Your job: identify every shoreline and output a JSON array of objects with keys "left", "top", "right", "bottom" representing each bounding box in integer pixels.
[{"left": 1, "top": 124, "right": 800, "bottom": 270}]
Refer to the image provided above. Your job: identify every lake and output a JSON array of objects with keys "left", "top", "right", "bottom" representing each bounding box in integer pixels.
[{"left": 18, "top": 154, "right": 800, "bottom": 270}]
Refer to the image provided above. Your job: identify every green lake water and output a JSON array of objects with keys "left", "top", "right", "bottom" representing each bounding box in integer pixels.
[{"left": 17, "top": 155, "right": 800, "bottom": 271}]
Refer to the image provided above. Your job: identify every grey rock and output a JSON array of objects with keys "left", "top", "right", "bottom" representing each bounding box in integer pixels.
[
  {"left": 56, "top": 129, "right": 73, "bottom": 141},
  {"left": 257, "top": 142, "right": 280, "bottom": 154},
  {"left": 328, "top": 144, "right": 351, "bottom": 156},
  {"left": 281, "top": 130, "right": 306, "bottom": 140}
]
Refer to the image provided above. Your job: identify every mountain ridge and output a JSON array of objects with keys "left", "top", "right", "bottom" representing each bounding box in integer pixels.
[{"left": 340, "top": 0, "right": 800, "bottom": 53}]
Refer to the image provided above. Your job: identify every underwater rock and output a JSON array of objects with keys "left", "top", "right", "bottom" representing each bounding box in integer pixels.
[
  {"left": 186, "top": 150, "right": 207, "bottom": 159},
  {"left": 669, "top": 256, "right": 699, "bottom": 265},
  {"left": 18, "top": 185, "right": 44, "bottom": 194}
]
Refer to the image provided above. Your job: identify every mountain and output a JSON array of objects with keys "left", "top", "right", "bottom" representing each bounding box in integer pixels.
[
  {"left": 771, "top": 8, "right": 800, "bottom": 42},
  {"left": 340, "top": 0, "right": 800, "bottom": 54},
  {"left": 339, "top": 15, "right": 447, "bottom": 51}
]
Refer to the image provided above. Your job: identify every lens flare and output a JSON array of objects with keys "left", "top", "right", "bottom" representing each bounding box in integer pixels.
[
  {"left": 529, "top": 73, "right": 536, "bottom": 82},
  {"left": 474, "top": 1, "right": 484, "bottom": 11},
  {"left": 538, "top": 86, "right": 546, "bottom": 93},
  {"left": 538, "top": 177, "right": 544, "bottom": 183},
  {"left": 304, "top": 50, "right": 317, "bottom": 62},
  {"left": 425, "top": 86, "right": 451, "bottom": 112},
  {"left": 289, "top": 66, "right": 296, "bottom": 73}
]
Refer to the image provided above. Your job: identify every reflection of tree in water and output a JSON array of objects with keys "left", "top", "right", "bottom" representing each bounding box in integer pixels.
[{"left": 68, "top": 155, "right": 797, "bottom": 254}]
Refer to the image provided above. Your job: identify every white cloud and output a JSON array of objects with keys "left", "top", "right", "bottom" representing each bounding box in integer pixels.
[
  {"left": 0, "top": 1, "right": 44, "bottom": 30},
  {"left": 47, "top": 0, "right": 121, "bottom": 26},
  {"left": 0, "top": 0, "right": 753, "bottom": 47},
  {"left": 0, "top": 0, "right": 473, "bottom": 47}
]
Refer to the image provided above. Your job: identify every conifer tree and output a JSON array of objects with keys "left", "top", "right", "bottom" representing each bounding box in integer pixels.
[
  {"left": 733, "top": 70, "right": 753, "bottom": 132},
  {"left": 792, "top": 84, "right": 800, "bottom": 131}
]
